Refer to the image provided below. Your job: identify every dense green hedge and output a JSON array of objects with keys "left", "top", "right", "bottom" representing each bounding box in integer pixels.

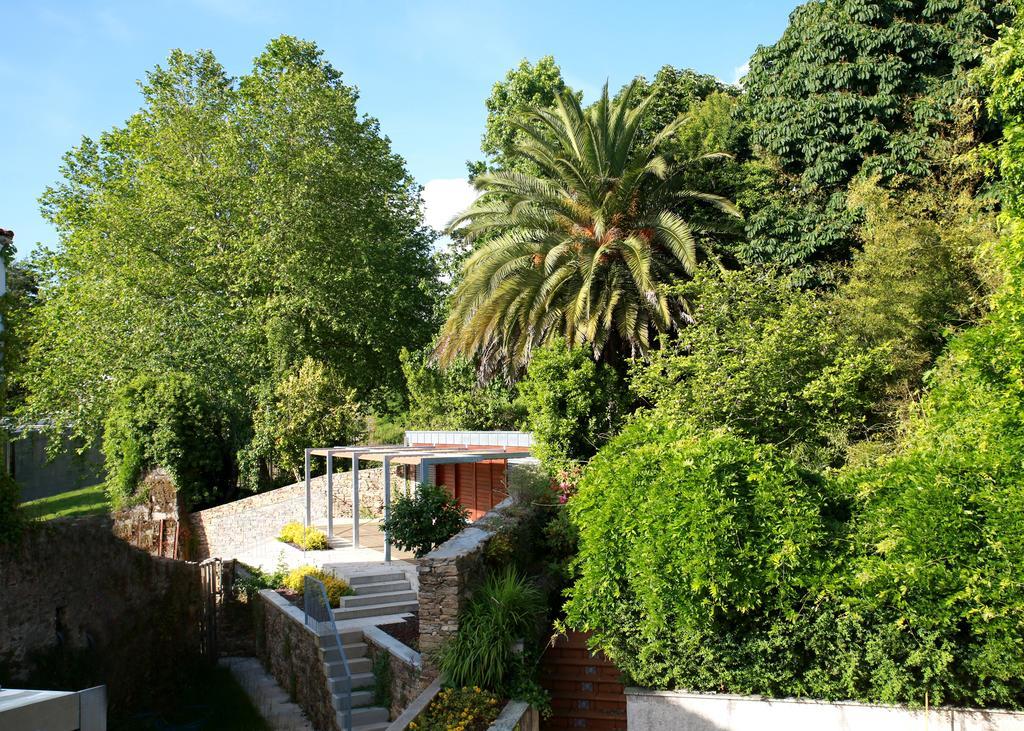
[
  {"left": 566, "top": 391, "right": 1024, "bottom": 706},
  {"left": 565, "top": 417, "right": 844, "bottom": 695}
]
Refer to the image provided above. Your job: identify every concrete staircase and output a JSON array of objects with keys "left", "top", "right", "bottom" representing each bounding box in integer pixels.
[
  {"left": 317, "top": 628, "right": 390, "bottom": 731},
  {"left": 332, "top": 570, "right": 418, "bottom": 622}
]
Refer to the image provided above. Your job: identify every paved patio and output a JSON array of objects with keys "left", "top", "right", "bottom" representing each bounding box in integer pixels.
[{"left": 230, "top": 517, "right": 419, "bottom": 592}]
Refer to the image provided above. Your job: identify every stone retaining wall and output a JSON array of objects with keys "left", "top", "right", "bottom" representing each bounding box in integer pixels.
[
  {"left": 0, "top": 518, "right": 202, "bottom": 714},
  {"left": 190, "top": 468, "right": 385, "bottom": 559},
  {"left": 256, "top": 590, "right": 338, "bottom": 731},
  {"left": 416, "top": 492, "right": 544, "bottom": 675},
  {"left": 362, "top": 625, "right": 425, "bottom": 720}
]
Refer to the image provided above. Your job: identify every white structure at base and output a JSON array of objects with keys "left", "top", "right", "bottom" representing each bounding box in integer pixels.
[
  {"left": 625, "top": 688, "right": 1024, "bottom": 731},
  {"left": 0, "top": 686, "right": 106, "bottom": 731}
]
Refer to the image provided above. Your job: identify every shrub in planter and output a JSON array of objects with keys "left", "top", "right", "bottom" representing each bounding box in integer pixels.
[
  {"left": 379, "top": 483, "right": 468, "bottom": 558},
  {"left": 281, "top": 566, "right": 353, "bottom": 607},
  {"left": 277, "top": 521, "right": 329, "bottom": 550},
  {"left": 410, "top": 686, "right": 502, "bottom": 731}
]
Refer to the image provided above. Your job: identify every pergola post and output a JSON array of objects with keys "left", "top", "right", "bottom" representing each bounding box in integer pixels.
[
  {"left": 304, "top": 448, "right": 311, "bottom": 528},
  {"left": 352, "top": 451, "right": 360, "bottom": 549},
  {"left": 420, "top": 458, "right": 433, "bottom": 493},
  {"left": 383, "top": 454, "right": 392, "bottom": 563},
  {"left": 326, "top": 451, "right": 334, "bottom": 540}
]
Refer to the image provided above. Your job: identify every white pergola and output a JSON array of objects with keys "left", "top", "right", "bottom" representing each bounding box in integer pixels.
[{"left": 303, "top": 444, "right": 518, "bottom": 561}]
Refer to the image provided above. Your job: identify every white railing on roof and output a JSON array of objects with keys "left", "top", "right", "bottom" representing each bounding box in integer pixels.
[{"left": 403, "top": 430, "right": 534, "bottom": 448}]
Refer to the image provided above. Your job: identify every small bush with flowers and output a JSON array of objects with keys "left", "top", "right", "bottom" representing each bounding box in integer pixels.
[
  {"left": 281, "top": 565, "right": 353, "bottom": 607},
  {"left": 410, "top": 686, "right": 502, "bottom": 731},
  {"left": 278, "top": 521, "right": 329, "bottom": 550}
]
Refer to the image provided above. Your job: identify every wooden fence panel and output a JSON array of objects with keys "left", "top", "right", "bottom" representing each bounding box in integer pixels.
[{"left": 540, "top": 631, "right": 627, "bottom": 730}]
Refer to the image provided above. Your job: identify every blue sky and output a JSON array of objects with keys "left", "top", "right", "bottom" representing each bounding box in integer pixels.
[{"left": 1, "top": 0, "right": 801, "bottom": 259}]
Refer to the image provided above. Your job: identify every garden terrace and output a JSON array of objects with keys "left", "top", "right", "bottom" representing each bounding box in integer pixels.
[{"left": 305, "top": 432, "right": 533, "bottom": 561}]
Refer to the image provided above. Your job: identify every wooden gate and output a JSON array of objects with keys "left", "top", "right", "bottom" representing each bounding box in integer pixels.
[
  {"left": 540, "top": 631, "right": 627, "bottom": 730},
  {"left": 199, "top": 558, "right": 222, "bottom": 659}
]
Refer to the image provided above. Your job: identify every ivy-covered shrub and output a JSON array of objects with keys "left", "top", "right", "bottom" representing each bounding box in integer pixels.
[
  {"left": 277, "top": 521, "right": 329, "bottom": 551},
  {"left": 518, "top": 339, "right": 629, "bottom": 473},
  {"left": 102, "top": 372, "right": 234, "bottom": 508},
  {"left": 379, "top": 483, "right": 468, "bottom": 558},
  {"left": 833, "top": 214, "right": 1024, "bottom": 708},
  {"left": 565, "top": 414, "right": 842, "bottom": 694}
]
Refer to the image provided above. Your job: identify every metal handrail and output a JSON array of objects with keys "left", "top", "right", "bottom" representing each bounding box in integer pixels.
[{"left": 304, "top": 575, "right": 352, "bottom": 731}]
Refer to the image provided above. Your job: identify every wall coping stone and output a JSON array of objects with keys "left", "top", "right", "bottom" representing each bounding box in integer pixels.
[
  {"left": 363, "top": 626, "right": 421, "bottom": 669},
  {"left": 624, "top": 688, "right": 1024, "bottom": 729},
  {"left": 488, "top": 700, "right": 532, "bottom": 730},
  {"left": 258, "top": 589, "right": 322, "bottom": 639},
  {"left": 422, "top": 496, "right": 515, "bottom": 561}
]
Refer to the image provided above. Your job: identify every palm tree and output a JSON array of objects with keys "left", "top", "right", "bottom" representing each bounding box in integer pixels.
[{"left": 437, "top": 80, "right": 740, "bottom": 374}]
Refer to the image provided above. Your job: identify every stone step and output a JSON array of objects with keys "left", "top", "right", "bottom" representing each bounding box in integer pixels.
[
  {"left": 330, "top": 671, "right": 376, "bottom": 693},
  {"left": 343, "top": 718, "right": 389, "bottom": 731},
  {"left": 346, "top": 571, "right": 407, "bottom": 587},
  {"left": 352, "top": 579, "right": 411, "bottom": 596},
  {"left": 344, "top": 689, "right": 374, "bottom": 708},
  {"left": 333, "top": 705, "right": 389, "bottom": 727},
  {"left": 318, "top": 629, "right": 365, "bottom": 647},
  {"left": 333, "top": 599, "right": 419, "bottom": 621},
  {"left": 332, "top": 691, "right": 376, "bottom": 711},
  {"left": 325, "top": 656, "right": 372, "bottom": 679},
  {"left": 342, "top": 590, "right": 417, "bottom": 608},
  {"left": 322, "top": 642, "right": 368, "bottom": 662}
]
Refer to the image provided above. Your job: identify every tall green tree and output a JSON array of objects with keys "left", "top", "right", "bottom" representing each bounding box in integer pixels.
[
  {"left": 616, "top": 66, "right": 730, "bottom": 153},
  {"left": 741, "top": 0, "right": 1014, "bottom": 271},
  {"left": 20, "top": 36, "right": 438, "bottom": 455},
  {"left": 471, "top": 56, "right": 579, "bottom": 177},
  {"left": 439, "top": 81, "right": 740, "bottom": 374}
]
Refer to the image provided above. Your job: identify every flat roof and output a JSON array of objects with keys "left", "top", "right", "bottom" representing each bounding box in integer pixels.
[{"left": 308, "top": 444, "right": 517, "bottom": 465}]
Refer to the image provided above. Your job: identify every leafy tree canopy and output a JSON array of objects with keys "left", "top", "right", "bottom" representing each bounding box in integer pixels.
[
  {"left": 616, "top": 65, "right": 732, "bottom": 154},
  {"left": 517, "top": 339, "right": 630, "bottom": 473},
  {"left": 472, "top": 56, "right": 580, "bottom": 176},
  {"left": 399, "top": 348, "right": 524, "bottom": 431},
  {"left": 741, "top": 0, "right": 1015, "bottom": 269},
  {"left": 18, "top": 36, "right": 438, "bottom": 455}
]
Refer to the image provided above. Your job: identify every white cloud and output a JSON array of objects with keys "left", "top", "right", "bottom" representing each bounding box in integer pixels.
[
  {"left": 732, "top": 61, "right": 750, "bottom": 87},
  {"left": 421, "top": 178, "right": 479, "bottom": 232}
]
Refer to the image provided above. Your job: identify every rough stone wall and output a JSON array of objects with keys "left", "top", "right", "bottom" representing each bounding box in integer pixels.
[
  {"left": 417, "top": 495, "right": 543, "bottom": 676},
  {"left": 190, "top": 468, "right": 385, "bottom": 559},
  {"left": 0, "top": 518, "right": 202, "bottom": 714},
  {"left": 112, "top": 468, "right": 190, "bottom": 559},
  {"left": 363, "top": 627, "right": 425, "bottom": 720},
  {"left": 256, "top": 590, "right": 339, "bottom": 731}
]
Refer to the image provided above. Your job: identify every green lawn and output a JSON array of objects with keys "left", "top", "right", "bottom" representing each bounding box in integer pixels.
[{"left": 22, "top": 483, "right": 112, "bottom": 521}]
